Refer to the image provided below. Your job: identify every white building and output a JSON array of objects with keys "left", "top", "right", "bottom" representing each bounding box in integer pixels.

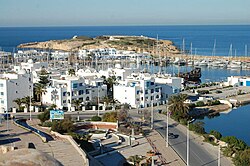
[
  {"left": 14, "top": 59, "right": 48, "bottom": 73},
  {"left": 113, "top": 73, "right": 173, "bottom": 108},
  {"left": 42, "top": 75, "right": 107, "bottom": 111},
  {"left": 99, "top": 64, "right": 140, "bottom": 81},
  {"left": 226, "top": 76, "right": 250, "bottom": 87},
  {"left": 154, "top": 74, "right": 184, "bottom": 93},
  {"left": 0, "top": 70, "right": 32, "bottom": 112}
]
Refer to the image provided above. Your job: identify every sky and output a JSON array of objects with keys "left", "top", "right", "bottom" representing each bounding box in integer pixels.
[{"left": 0, "top": 0, "right": 249, "bottom": 27}]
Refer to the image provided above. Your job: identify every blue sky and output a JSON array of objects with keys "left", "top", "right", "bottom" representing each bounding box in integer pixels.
[{"left": 0, "top": 0, "right": 249, "bottom": 26}]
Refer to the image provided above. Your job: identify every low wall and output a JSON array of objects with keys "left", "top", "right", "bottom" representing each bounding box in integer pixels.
[
  {"left": 76, "top": 122, "right": 118, "bottom": 131},
  {"left": 50, "top": 131, "right": 103, "bottom": 166},
  {"left": 13, "top": 120, "right": 47, "bottom": 143}
]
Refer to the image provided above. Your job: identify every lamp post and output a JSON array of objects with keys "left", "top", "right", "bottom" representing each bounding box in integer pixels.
[
  {"left": 187, "top": 122, "right": 190, "bottom": 166},
  {"left": 97, "top": 86, "right": 100, "bottom": 117},
  {"left": 218, "top": 145, "right": 221, "bottom": 166},
  {"left": 51, "top": 89, "right": 58, "bottom": 109},
  {"left": 29, "top": 84, "right": 32, "bottom": 121},
  {"left": 166, "top": 101, "right": 169, "bottom": 147},
  {"left": 151, "top": 102, "right": 154, "bottom": 130}
]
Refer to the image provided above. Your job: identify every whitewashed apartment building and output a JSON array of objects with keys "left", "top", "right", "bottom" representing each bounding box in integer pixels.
[
  {"left": 42, "top": 75, "right": 107, "bottom": 111},
  {"left": 0, "top": 70, "right": 32, "bottom": 113},
  {"left": 113, "top": 73, "right": 173, "bottom": 108}
]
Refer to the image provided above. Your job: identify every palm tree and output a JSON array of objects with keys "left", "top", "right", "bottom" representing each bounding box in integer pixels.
[
  {"left": 72, "top": 99, "right": 82, "bottom": 111},
  {"left": 168, "top": 94, "right": 189, "bottom": 119},
  {"left": 68, "top": 68, "right": 75, "bottom": 76},
  {"left": 13, "top": 98, "right": 23, "bottom": 111},
  {"left": 103, "top": 76, "right": 117, "bottom": 97},
  {"left": 34, "top": 83, "right": 47, "bottom": 106},
  {"left": 22, "top": 96, "right": 34, "bottom": 112}
]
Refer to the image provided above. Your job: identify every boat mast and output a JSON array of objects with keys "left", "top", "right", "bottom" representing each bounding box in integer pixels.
[
  {"left": 245, "top": 45, "right": 248, "bottom": 61},
  {"left": 228, "top": 44, "right": 233, "bottom": 61},
  {"left": 212, "top": 39, "right": 216, "bottom": 56}
]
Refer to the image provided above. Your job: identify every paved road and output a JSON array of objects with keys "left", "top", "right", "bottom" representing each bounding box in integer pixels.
[{"left": 128, "top": 107, "right": 233, "bottom": 166}]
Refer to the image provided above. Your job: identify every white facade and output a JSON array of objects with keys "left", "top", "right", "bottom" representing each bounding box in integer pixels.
[
  {"left": 113, "top": 73, "right": 173, "bottom": 108},
  {"left": 0, "top": 71, "right": 32, "bottom": 112},
  {"left": 42, "top": 75, "right": 107, "bottom": 111},
  {"left": 154, "top": 74, "right": 184, "bottom": 93},
  {"left": 14, "top": 59, "right": 48, "bottom": 73},
  {"left": 227, "top": 76, "right": 250, "bottom": 87},
  {"left": 99, "top": 65, "right": 140, "bottom": 81}
]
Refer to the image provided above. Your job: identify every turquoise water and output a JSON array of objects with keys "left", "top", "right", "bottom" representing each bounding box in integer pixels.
[{"left": 0, "top": 25, "right": 250, "bottom": 56}]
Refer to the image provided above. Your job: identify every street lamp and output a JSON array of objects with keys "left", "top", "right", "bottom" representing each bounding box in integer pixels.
[
  {"left": 187, "top": 121, "right": 190, "bottom": 166},
  {"left": 218, "top": 145, "right": 221, "bottom": 166},
  {"left": 51, "top": 89, "right": 58, "bottom": 109},
  {"left": 151, "top": 101, "right": 154, "bottom": 130},
  {"left": 187, "top": 119, "right": 194, "bottom": 166},
  {"left": 29, "top": 84, "right": 32, "bottom": 121},
  {"left": 166, "top": 101, "right": 169, "bottom": 147},
  {"left": 97, "top": 86, "right": 100, "bottom": 117}
]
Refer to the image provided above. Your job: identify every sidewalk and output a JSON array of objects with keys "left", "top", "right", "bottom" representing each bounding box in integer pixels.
[
  {"left": 26, "top": 119, "right": 85, "bottom": 166},
  {"left": 146, "top": 130, "right": 185, "bottom": 166}
]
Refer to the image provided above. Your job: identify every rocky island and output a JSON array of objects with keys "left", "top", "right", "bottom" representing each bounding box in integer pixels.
[{"left": 18, "top": 35, "right": 180, "bottom": 56}]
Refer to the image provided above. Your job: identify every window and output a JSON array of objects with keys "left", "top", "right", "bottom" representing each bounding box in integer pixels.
[
  {"left": 79, "top": 83, "right": 83, "bottom": 86},
  {"left": 68, "top": 100, "right": 71, "bottom": 103},
  {"left": 0, "top": 92, "right": 3, "bottom": 96},
  {"left": 136, "top": 90, "right": 140, "bottom": 95},
  {"left": 151, "top": 89, "right": 154, "bottom": 93},
  {"left": 86, "top": 97, "right": 89, "bottom": 101},
  {"left": 1, "top": 100, "right": 4, "bottom": 104},
  {"left": 63, "top": 100, "right": 66, "bottom": 103},
  {"left": 63, "top": 92, "right": 67, "bottom": 96},
  {"left": 72, "top": 83, "right": 78, "bottom": 89},
  {"left": 0, "top": 84, "right": 3, "bottom": 87},
  {"left": 151, "top": 82, "right": 154, "bottom": 85},
  {"left": 79, "top": 90, "right": 84, "bottom": 95},
  {"left": 141, "top": 97, "right": 143, "bottom": 101},
  {"left": 86, "top": 90, "right": 90, "bottom": 94}
]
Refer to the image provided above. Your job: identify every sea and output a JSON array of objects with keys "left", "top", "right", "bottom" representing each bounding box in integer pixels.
[
  {"left": 1, "top": 25, "right": 250, "bottom": 145},
  {"left": 0, "top": 25, "right": 250, "bottom": 56}
]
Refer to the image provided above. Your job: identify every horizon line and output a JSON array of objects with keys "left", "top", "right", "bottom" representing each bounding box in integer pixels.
[{"left": 1, "top": 23, "right": 250, "bottom": 28}]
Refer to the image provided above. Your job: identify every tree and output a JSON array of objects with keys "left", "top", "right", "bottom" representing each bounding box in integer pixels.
[
  {"left": 21, "top": 96, "right": 34, "bottom": 111},
  {"left": 13, "top": 98, "right": 23, "bottom": 111},
  {"left": 168, "top": 94, "right": 189, "bottom": 120},
  {"left": 34, "top": 83, "right": 47, "bottom": 106},
  {"left": 39, "top": 69, "right": 50, "bottom": 86},
  {"left": 68, "top": 68, "right": 75, "bottom": 76},
  {"left": 103, "top": 76, "right": 117, "bottom": 97},
  {"left": 72, "top": 99, "right": 82, "bottom": 111},
  {"left": 118, "top": 107, "right": 128, "bottom": 122}
]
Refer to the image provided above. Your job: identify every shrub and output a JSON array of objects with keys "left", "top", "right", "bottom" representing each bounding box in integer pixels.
[
  {"left": 102, "top": 111, "right": 117, "bottom": 122},
  {"left": 42, "top": 121, "right": 53, "bottom": 127},
  {"left": 233, "top": 149, "right": 250, "bottom": 166},
  {"left": 91, "top": 116, "right": 102, "bottom": 121},
  {"left": 210, "top": 130, "right": 222, "bottom": 139},
  {"left": 221, "top": 136, "right": 247, "bottom": 151},
  {"left": 51, "top": 118, "right": 75, "bottom": 134},
  {"left": 196, "top": 101, "right": 205, "bottom": 107},
  {"left": 189, "top": 121, "right": 205, "bottom": 134},
  {"left": 38, "top": 110, "right": 50, "bottom": 123},
  {"left": 216, "top": 90, "right": 222, "bottom": 93},
  {"left": 212, "top": 100, "right": 220, "bottom": 105}
]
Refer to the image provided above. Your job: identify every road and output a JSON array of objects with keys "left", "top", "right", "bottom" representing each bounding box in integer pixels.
[{"left": 128, "top": 107, "right": 232, "bottom": 166}]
